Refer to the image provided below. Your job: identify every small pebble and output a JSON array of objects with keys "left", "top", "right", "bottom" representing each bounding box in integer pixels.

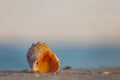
[{"left": 34, "top": 74, "right": 39, "bottom": 77}]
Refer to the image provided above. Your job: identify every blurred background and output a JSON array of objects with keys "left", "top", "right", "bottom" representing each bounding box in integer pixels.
[{"left": 0, "top": 0, "right": 120, "bottom": 70}]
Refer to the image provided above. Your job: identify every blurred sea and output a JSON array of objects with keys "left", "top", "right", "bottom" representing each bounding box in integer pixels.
[{"left": 0, "top": 43, "right": 120, "bottom": 70}]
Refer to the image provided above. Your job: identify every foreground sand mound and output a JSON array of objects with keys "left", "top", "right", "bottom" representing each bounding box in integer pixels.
[{"left": 26, "top": 42, "right": 60, "bottom": 73}]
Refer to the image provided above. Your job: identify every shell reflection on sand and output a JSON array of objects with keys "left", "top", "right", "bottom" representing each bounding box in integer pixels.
[{"left": 26, "top": 42, "right": 60, "bottom": 73}]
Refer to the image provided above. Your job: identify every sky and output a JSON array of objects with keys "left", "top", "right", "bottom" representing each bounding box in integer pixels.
[{"left": 0, "top": 0, "right": 120, "bottom": 44}]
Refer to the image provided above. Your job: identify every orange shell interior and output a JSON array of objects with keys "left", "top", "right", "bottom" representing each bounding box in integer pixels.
[{"left": 35, "top": 50, "right": 60, "bottom": 73}]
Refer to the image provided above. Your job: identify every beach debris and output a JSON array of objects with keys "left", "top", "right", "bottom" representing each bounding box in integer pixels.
[
  {"left": 63, "top": 66, "right": 73, "bottom": 70},
  {"left": 102, "top": 71, "right": 118, "bottom": 75},
  {"left": 34, "top": 74, "right": 40, "bottom": 77},
  {"left": 26, "top": 42, "right": 60, "bottom": 73},
  {"left": 103, "top": 71, "right": 110, "bottom": 75}
]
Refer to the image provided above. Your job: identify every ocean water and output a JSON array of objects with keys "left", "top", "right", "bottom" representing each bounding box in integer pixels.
[{"left": 0, "top": 43, "right": 120, "bottom": 70}]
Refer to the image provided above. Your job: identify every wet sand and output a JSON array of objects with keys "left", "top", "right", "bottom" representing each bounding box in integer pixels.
[{"left": 0, "top": 67, "right": 120, "bottom": 80}]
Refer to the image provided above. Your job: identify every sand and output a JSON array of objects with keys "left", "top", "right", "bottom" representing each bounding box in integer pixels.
[{"left": 0, "top": 67, "right": 120, "bottom": 80}]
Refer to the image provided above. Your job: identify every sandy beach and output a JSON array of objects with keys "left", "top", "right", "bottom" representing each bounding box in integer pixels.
[{"left": 0, "top": 67, "right": 120, "bottom": 80}]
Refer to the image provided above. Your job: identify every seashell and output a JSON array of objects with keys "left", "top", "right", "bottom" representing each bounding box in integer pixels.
[{"left": 26, "top": 42, "right": 60, "bottom": 73}]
